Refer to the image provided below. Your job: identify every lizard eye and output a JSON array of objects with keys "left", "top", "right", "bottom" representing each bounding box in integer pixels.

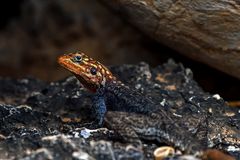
[
  {"left": 90, "top": 67, "right": 97, "bottom": 75},
  {"left": 72, "top": 55, "right": 82, "bottom": 62}
]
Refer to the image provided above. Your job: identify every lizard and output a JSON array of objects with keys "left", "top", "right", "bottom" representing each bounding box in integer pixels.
[{"left": 58, "top": 52, "right": 206, "bottom": 154}]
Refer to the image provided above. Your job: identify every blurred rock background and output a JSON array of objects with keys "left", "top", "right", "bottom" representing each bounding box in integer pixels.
[{"left": 0, "top": 0, "right": 239, "bottom": 101}]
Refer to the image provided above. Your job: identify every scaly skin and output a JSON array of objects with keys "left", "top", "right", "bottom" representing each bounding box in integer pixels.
[
  {"left": 58, "top": 52, "right": 164, "bottom": 123},
  {"left": 58, "top": 52, "right": 205, "bottom": 154}
]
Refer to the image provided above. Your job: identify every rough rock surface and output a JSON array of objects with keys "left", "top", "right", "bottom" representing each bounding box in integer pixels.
[
  {"left": 0, "top": 62, "right": 239, "bottom": 159},
  {"left": 101, "top": 0, "right": 240, "bottom": 79}
]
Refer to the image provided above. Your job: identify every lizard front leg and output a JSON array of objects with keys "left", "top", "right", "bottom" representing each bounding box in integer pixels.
[{"left": 92, "top": 94, "right": 107, "bottom": 126}]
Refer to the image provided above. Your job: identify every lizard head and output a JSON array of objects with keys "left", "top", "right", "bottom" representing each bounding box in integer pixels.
[{"left": 58, "top": 52, "right": 116, "bottom": 92}]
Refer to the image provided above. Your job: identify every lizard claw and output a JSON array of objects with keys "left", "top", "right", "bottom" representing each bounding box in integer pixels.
[{"left": 86, "top": 118, "right": 104, "bottom": 129}]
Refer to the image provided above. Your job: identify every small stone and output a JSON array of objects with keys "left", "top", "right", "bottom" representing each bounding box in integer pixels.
[
  {"left": 80, "top": 129, "right": 92, "bottom": 139},
  {"left": 153, "top": 146, "right": 175, "bottom": 160},
  {"left": 212, "top": 94, "right": 221, "bottom": 100}
]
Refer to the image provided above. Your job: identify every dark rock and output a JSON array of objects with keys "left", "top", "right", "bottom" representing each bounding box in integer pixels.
[{"left": 0, "top": 62, "right": 239, "bottom": 159}]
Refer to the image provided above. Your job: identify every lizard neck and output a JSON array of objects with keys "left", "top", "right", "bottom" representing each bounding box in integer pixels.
[{"left": 96, "top": 79, "right": 125, "bottom": 95}]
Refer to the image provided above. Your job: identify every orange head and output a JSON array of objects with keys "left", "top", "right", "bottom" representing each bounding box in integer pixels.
[{"left": 58, "top": 52, "right": 116, "bottom": 92}]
